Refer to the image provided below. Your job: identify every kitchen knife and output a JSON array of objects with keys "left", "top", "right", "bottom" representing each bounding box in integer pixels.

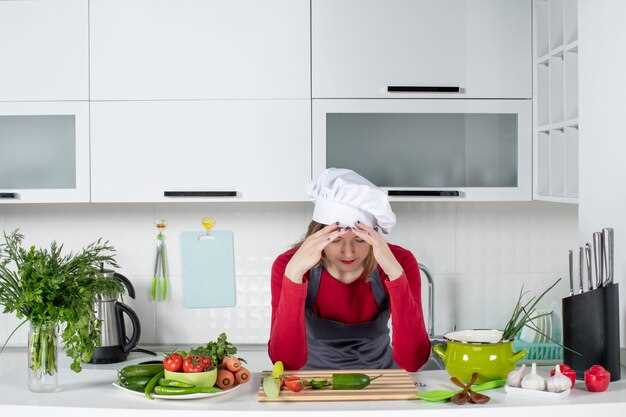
[
  {"left": 568, "top": 249, "right": 574, "bottom": 296},
  {"left": 585, "top": 243, "right": 594, "bottom": 291},
  {"left": 593, "top": 232, "right": 602, "bottom": 288},
  {"left": 578, "top": 247, "right": 584, "bottom": 294},
  {"left": 602, "top": 227, "right": 615, "bottom": 285}
]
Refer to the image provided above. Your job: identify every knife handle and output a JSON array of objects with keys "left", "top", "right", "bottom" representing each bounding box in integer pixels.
[
  {"left": 585, "top": 244, "right": 593, "bottom": 291},
  {"left": 593, "top": 232, "right": 602, "bottom": 288},
  {"left": 578, "top": 247, "right": 584, "bottom": 294},
  {"left": 568, "top": 250, "right": 574, "bottom": 296}
]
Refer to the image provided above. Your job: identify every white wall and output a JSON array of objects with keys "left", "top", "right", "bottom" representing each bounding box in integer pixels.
[
  {"left": 0, "top": 202, "right": 576, "bottom": 346},
  {"left": 579, "top": 0, "right": 626, "bottom": 348}
]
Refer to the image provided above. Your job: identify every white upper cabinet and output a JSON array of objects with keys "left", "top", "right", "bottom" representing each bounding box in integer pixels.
[
  {"left": 91, "top": 101, "right": 311, "bottom": 202},
  {"left": 0, "top": 0, "right": 88, "bottom": 101},
  {"left": 90, "top": 0, "right": 310, "bottom": 100},
  {"left": 312, "top": 0, "right": 531, "bottom": 99},
  {"left": 0, "top": 102, "right": 90, "bottom": 203}
]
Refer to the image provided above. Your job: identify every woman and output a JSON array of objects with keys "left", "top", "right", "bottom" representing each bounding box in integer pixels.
[{"left": 268, "top": 168, "right": 430, "bottom": 371}]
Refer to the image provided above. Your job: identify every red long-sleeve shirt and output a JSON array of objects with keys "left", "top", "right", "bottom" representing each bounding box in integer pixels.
[{"left": 268, "top": 243, "right": 431, "bottom": 371}]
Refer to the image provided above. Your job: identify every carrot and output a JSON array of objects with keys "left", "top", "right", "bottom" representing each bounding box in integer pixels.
[
  {"left": 217, "top": 369, "right": 235, "bottom": 389},
  {"left": 222, "top": 356, "right": 241, "bottom": 372},
  {"left": 234, "top": 367, "right": 251, "bottom": 385}
]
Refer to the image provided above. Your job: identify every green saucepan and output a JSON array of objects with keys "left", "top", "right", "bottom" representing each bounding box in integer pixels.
[{"left": 432, "top": 329, "right": 527, "bottom": 384}]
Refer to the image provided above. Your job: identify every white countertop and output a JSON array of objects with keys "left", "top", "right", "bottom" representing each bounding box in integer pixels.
[{"left": 2, "top": 347, "right": 626, "bottom": 417}]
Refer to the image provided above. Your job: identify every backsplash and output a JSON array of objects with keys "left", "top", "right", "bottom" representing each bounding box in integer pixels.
[{"left": 0, "top": 202, "right": 577, "bottom": 346}]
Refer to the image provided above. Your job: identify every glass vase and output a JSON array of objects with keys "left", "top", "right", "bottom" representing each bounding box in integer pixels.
[{"left": 27, "top": 322, "right": 59, "bottom": 393}]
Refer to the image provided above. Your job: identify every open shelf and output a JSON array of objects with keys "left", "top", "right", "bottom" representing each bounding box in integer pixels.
[
  {"left": 550, "top": 56, "right": 564, "bottom": 123},
  {"left": 533, "top": 0, "right": 578, "bottom": 204},
  {"left": 565, "top": 126, "right": 579, "bottom": 198},
  {"left": 564, "top": 50, "right": 579, "bottom": 120},
  {"left": 564, "top": 0, "right": 578, "bottom": 45},
  {"left": 550, "top": 0, "right": 564, "bottom": 50}
]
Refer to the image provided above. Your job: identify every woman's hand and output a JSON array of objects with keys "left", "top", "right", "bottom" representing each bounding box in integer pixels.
[
  {"left": 352, "top": 222, "right": 404, "bottom": 280},
  {"left": 284, "top": 223, "right": 347, "bottom": 283}
]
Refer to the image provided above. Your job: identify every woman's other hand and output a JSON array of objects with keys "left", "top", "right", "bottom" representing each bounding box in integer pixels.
[
  {"left": 284, "top": 223, "right": 347, "bottom": 283},
  {"left": 352, "top": 222, "right": 404, "bottom": 280}
]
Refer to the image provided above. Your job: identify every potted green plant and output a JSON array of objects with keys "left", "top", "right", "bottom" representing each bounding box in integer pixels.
[{"left": 0, "top": 230, "right": 123, "bottom": 392}]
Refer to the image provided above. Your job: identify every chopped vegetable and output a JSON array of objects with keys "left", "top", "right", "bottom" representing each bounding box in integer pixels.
[
  {"left": 309, "top": 378, "right": 330, "bottom": 389},
  {"left": 271, "top": 361, "right": 284, "bottom": 379},
  {"left": 263, "top": 375, "right": 281, "bottom": 399},
  {"left": 284, "top": 376, "right": 304, "bottom": 392}
]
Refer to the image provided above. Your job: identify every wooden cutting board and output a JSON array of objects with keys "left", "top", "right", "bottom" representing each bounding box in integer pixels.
[{"left": 256, "top": 369, "right": 417, "bottom": 402}]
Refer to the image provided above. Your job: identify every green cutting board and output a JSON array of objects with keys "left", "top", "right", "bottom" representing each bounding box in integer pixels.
[{"left": 180, "top": 230, "right": 236, "bottom": 308}]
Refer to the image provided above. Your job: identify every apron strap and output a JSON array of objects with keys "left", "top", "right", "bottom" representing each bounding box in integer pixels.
[
  {"left": 306, "top": 264, "right": 323, "bottom": 308},
  {"left": 306, "top": 264, "right": 388, "bottom": 310}
]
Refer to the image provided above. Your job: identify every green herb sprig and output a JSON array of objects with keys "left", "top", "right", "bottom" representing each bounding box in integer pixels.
[
  {"left": 189, "top": 333, "right": 238, "bottom": 366},
  {"left": 0, "top": 230, "right": 124, "bottom": 372}
]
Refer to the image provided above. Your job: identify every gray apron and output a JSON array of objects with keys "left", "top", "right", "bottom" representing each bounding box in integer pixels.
[{"left": 304, "top": 264, "right": 396, "bottom": 369}]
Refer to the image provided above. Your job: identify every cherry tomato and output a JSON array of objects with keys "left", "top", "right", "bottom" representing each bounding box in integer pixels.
[
  {"left": 283, "top": 376, "right": 304, "bottom": 392},
  {"left": 163, "top": 353, "right": 183, "bottom": 372},
  {"left": 550, "top": 363, "right": 576, "bottom": 388},
  {"left": 584, "top": 365, "right": 610, "bottom": 392},
  {"left": 200, "top": 356, "right": 213, "bottom": 370},
  {"left": 182, "top": 355, "right": 206, "bottom": 373}
]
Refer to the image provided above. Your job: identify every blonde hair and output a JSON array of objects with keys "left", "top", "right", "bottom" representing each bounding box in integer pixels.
[{"left": 293, "top": 221, "right": 377, "bottom": 280}]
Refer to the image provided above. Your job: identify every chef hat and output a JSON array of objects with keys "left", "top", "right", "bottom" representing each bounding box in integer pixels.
[{"left": 307, "top": 168, "right": 396, "bottom": 233}]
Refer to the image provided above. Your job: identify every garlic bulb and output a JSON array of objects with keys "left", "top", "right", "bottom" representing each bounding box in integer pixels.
[
  {"left": 547, "top": 365, "right": 572, "bottom": 393},
  {"left": 521, "top": 363, "right": 546, "bottom": 391},
  {"left": 506, "top": 364, "right": 528, "bottom": 387}
]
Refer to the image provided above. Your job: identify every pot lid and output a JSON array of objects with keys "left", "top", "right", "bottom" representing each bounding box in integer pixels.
[{"left": 443, "top": 329, "right": 504, "bottom": 344}]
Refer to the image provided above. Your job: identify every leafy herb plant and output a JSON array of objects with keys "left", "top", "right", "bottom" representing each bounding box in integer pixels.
[{"left": 0, "top": 230, "right": 123, "bottom": 373}]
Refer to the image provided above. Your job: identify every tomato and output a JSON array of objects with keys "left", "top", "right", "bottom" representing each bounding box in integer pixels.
[
  {"left": 584, "top": 365, "right": 610, "bottom": 392},
  {"left": 550, "top": 363, "right": 576, "bottom": 388},
  {"left": 283, "top": 376, "right": 304, "bottom": 392},
  {"left": 182, "top": 355, "right": 206, "bottom": 373},
  {"left": 200, "top": 356, "right": 213, "bottom": 370},
  {"left": 163, "top": 353, "right": 183, "bottom": 372}
]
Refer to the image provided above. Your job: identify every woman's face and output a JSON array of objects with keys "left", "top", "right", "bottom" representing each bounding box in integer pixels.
[{"left": 323, "top": 229, "right": 371, "bottom": 274}]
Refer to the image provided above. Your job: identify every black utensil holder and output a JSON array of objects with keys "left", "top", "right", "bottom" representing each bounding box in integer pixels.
[{"left": 562, "top": 283, "right": 621, "bottom": 381}]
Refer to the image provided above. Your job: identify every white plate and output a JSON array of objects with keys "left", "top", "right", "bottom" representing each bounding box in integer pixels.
[
  {"left": 112, "top": 382, "right": 244, "bottom": 400},
  {"left": 505, "top": 384, "right": 570, "bottom": 399}
]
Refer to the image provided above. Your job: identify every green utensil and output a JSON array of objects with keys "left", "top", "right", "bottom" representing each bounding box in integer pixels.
[
  {"left": 416, "top": 379, "right": 505, "bottom": 402},
  {"left": 151, "top": 220, "right": 169, "bottom": 301}
]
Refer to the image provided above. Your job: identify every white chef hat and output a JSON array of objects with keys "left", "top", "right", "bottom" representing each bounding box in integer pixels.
[{"left": 307, "top": 168, "right": 396, "bottom": 234}]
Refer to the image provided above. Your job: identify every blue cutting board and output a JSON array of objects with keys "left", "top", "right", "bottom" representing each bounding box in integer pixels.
[{"left": 180, "top": 230, "right": 236, "bottom": 308}]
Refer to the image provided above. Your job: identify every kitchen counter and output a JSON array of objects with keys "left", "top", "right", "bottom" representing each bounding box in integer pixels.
[{"left": 1, "top": 347, "right": 626, "bottom": 417}]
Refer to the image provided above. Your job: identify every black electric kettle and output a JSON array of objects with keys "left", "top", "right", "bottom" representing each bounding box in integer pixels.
[{"left": 90, "top": 268, "right": 144, "bottom": 364}]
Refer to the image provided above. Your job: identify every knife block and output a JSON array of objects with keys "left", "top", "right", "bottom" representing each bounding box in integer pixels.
[{"left": 562, "top": 283, "right": 621, "bottom": 381}]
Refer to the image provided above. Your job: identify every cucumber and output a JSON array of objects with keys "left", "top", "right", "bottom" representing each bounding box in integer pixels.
[
  {"left": 119, "top": 364, "right": 163, "bottom": 379},
  {"left": 119, "top": 375, "right": 152, "bottom": 391}
]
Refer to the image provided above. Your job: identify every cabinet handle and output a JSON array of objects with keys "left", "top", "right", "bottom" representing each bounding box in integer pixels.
[
  {"left": 388, "top": 190, "right": 461, "bottom": 197},
  {"left": 387, "top": 86, "right": 460, "bottom": 93},
  {"left": 0, "top": 192, "right": 19, "bottom": 199},
  {"left": 163, "top": 191, "right": 237, "bottom": 197}
]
